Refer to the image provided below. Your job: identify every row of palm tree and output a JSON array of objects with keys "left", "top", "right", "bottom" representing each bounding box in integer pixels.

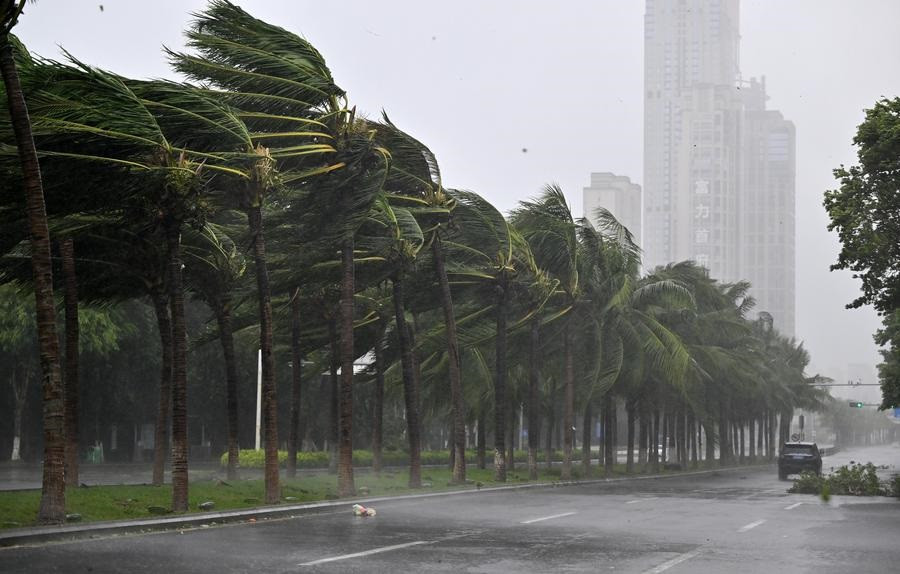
[{"left": 0, "top": 0, "right": 825, "bottom": 524}]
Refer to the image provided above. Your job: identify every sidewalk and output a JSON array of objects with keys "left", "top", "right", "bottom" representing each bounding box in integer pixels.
[{"left": 0, "top": 462, "right": 771, "bottom": 549}]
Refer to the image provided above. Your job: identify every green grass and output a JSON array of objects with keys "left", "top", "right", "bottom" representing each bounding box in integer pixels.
[{"left": 0, "top": 466, "right": 576, "bottom": 529}]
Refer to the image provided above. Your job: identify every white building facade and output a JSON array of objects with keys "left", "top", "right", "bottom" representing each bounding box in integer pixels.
[{"left": 643, "top": 0, "right": 795, "bottom": 335}]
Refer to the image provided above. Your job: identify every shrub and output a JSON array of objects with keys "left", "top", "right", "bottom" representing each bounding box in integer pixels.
[{"left": 788, "top": 462, "right": 891, "bottom": 496}]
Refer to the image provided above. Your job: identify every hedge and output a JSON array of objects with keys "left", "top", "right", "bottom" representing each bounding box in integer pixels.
[{"left": 220, "top": 448, "right": 585, "bottom": 470}]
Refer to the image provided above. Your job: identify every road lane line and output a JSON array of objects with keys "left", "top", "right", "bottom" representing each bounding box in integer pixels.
[
  {"left": 626, "top": 497, "right": 658, "bottom": 504},
  {"left": 298, "top": 541, "right": 430, "bottom": 566},
  {"left": 784, "top": 502, "right": 803, "bottom": 510},
  {"left": 520, "top": 511, "right": 578, "bottom": 524},
  {"left": 642, "top": 548, "right": 703, "bottom": 573},
  {"left": 738, "top": 519, "right": 766, "bottom": 532},
  {"left": 298, "top": 531, "right": 479, "bottom": 566}
]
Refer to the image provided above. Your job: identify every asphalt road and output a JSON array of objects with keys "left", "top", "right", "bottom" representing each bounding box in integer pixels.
[{"left": 2, "top": 444, "right": 898, "bottom": 573}]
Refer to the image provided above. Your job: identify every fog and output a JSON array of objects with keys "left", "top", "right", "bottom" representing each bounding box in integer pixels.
[{"left": 16, "top": 0, "right": 900, "bottom": 393}]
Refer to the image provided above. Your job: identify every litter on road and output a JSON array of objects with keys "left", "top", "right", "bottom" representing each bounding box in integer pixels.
[{"left": 352, "top": 504, "right": 376, "bottom": 517}]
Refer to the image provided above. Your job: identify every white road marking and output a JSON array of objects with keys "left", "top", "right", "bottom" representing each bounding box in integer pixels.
[
  {"left": 298, "top": 532, "right": 477, "bottom": 566},
  {"left": 784, "top": 502, "right": 804, "bottom": 510},
  {"left": 520, "top": 511, "right": 578, "bottom": 524},
  {"left": 642, "top": 548, "right": 703, "bottom": 573},
  {"left": 626, "top": 497, "right": 659, "bottom": 504},
  {"left": 298, "top": 541, "right": 430, "bottom": 566},
  {"left": 738, "top": 519, "right": 766, "bottom": 532}
]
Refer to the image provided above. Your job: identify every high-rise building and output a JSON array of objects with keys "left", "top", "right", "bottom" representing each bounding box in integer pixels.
[
  {"left": 643, "top": 0, "right": 795, "bottom": 335},
  {"left": 582, "top": 172, "right": 642, "bottom": 244}
]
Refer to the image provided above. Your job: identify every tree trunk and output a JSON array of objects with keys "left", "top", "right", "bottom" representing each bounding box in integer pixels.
[
  {"left": 604, "top": 396, "right": 614, "bottom": 473},
  {"left": 215, "top": 295, "right": 240, "bottom": 481},
  {"left": 372, "top": 320, "right": 386, "bottom": 475},
  {"left": 527, "top": 318, "right": 540, "bottom": 480},
  {"left": 718, "top": 404, "right": 729, "bottom": 466},
  {"left": 625, "top": 400, "right": 635, "bottom": 473},
  {"left": 60, "top": 238, "right": 80, "bottom": 487},
  {"left": 545, "top": 409, "right": 554, "bottom": 470},
  {"left": 287, "top": 288, "right": 303, "bottom": 479},
  {"left": 327, "top": 319, "right": 339, "bottom": 474},
  {"left": 561, "top": 318, "right": 574, "bottom": 480},
  {"left": 337, "top": 238, "right": 356, "bottom": 497},
  {"left": 507, "top": 403, "right": 515, "bottom": 473},
  {"left": 246, "top": 205, "right": 279, "bottom": 505},
  {"left": 476, "top": 409, "right": 486, "bottom": 469},
  {"left": 660, "top": 411, "right": 669, "bottom": 465},
  {"left": 748, "top": 418, "right": 756, "bottom": 462},
  {"left": 10, "top": 365, "right": 28, "bottom": 462},
  {"left": 1, "top": 32, "right": 65, "bottom": 524},
  {"left": 151, "top": 288, "right": 172, "bottom": 486},
  {"left": 493, "top": 284, "right": 508, "bottom": 482},
  {"left": 581, "top": 401, "right": 592, "bottom": 477},
  {"left": 393, "top": 275, "right": 421, "bottom": 488},
  {"left": 166, "top": 223, "right": 189, "bottom": 513},
  {"left": 651, "top": 409, "right": 660, "bottom": 473},
  {"left": 432, "top": 235, "right": 466, "bottom": 484},
  {"left": 638, "top": 413, "right": 648, "bottom": 466}
]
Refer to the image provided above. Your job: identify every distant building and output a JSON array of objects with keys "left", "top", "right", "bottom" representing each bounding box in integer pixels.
[
  {"left": 643, "top": 0, "right": 795, "bottom": 335},
  {"left": 582, "top": 172, "right": 642, "bottom": 245}
]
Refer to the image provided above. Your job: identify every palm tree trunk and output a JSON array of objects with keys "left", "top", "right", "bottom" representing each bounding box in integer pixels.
[
  {"left": 372, "top": 320, "right": 386, "bottom": 475},
  {"left": 718, "top": 404, "right": 729, "bottom": 466},
  {"left": 493, "top": 284, "right": 508, "bottom": 482},
  {"left": 165, "top": 223, "right": 189, "bottom": 513},
  {"left": 638, "top": 412, "right": 647, "bottom": 466},
  {"left": 561, "top": 318, "right": 574, "bottom": 480},
  {"left": 507, "top": 403, "right": 515, "bottom": 472},
  {"left": 476, "top": 409, "right": 486, "bottom": 469},
  {"left": 337, "top": 238, "right": 356, "bottom": 497},
  {"left": 625, "top": 399, "right": 635, "bottom": 473},
  {"left": 527, "top": 318, "right": 540, "bottom": 480},
  {"left": 287, "top": 288, "right": 303, "bottom": 479},
  {"left": 60, "top": 238, "right": 80, "bottom": 487},
  {"left": 150, "top": 288, "right": 172, "bottom": 486},
  {"left": 581, "top": 401, "right": 592, "bottom": 477},
  {"left": 166, "top": 221, "right": 188, "bottom": 512},
  {"left": 214, "top": 296, "right": 240, "bottom": 481},
  {"left": 246, "top": 205, "right": 279, "bottom": 505},
  {"left": 545, "top": 407, "right": 554, "bottom": 470},
  {"left": 1, "top": 30, "right": 66, "bottom": 524},
  {"left": 651, "top": 409, "right": 660, "bottom": 473},
  {"left": 604, "top": 395, "right": 614, "bottom": 473},
  {"left": 392, "top": 274, "right": 422, "bottom": 488},
  {"left": 327, "top": 319, "right": 339, "bottom": 474},
  {"left": 432, "top": 235, "right": 466, "bottom": 484}
]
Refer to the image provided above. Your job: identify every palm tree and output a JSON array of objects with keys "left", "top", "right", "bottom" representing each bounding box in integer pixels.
[
  {"left": 183, "top": 222, "right": 247, "bottom": 480},
  {"left": 510, "top": 184, "right": 582, "bottom": 480},
  {"left": 373, "top": 117, "right": 467, "bottom": 483},
  {"left": 0, "top": 2, "right": 65, "bottom": 523},
  {"left": 173, "top": 0, "right": 387, "bottom": 498}
]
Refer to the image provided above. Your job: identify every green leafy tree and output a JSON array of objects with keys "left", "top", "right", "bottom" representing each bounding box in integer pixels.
[{"left": 825, "top": 97, "right": 900, "bottom": 409}]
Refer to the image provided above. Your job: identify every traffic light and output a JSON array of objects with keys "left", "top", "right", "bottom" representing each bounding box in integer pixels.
[{"left": 848, "top": 401, "right": 864, "bottom": 408}]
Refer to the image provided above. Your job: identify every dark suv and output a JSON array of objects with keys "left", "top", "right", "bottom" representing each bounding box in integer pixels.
[{"left": 778, "top": 442, "right": 822, "bottom": 480}]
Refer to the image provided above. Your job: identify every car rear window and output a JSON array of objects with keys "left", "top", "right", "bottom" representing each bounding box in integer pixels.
[{"left": 783, "top": 444, "right": 814, "bottom": 454}]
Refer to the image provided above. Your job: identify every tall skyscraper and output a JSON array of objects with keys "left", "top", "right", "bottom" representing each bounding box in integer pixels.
[
  {"left": 643, "top": 0, "right": 795, "bottom": 335},
  {"left": 583, "top": 172, "right": 642, "bottom": 244}
]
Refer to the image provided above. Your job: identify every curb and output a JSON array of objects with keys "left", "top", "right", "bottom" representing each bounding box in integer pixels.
[{"left": 0, "top": 462, "right": 771, "bottom": 549}]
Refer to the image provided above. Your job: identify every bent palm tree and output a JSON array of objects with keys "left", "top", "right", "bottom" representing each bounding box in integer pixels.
[{"left": 0, "top": 4, "right": 65, "bottom": 523}]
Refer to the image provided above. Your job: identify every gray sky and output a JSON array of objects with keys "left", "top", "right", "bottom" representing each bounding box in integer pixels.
[{"left": 16, "top": 1, "right": 900, "bottom": 393}]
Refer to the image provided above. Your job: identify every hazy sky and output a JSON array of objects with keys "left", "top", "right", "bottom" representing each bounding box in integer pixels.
[{"left": 15, "top": 1, "right": 900, "bottom": 394}]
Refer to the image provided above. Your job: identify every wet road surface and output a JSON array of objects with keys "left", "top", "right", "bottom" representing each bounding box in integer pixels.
[{"left": 2, "top": 444, "right": 898, "bottom": 573}]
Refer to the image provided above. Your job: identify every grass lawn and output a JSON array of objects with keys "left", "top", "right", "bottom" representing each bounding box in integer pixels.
[{"left": 0, "top": 465, "right": 588, "bottom": 528}]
